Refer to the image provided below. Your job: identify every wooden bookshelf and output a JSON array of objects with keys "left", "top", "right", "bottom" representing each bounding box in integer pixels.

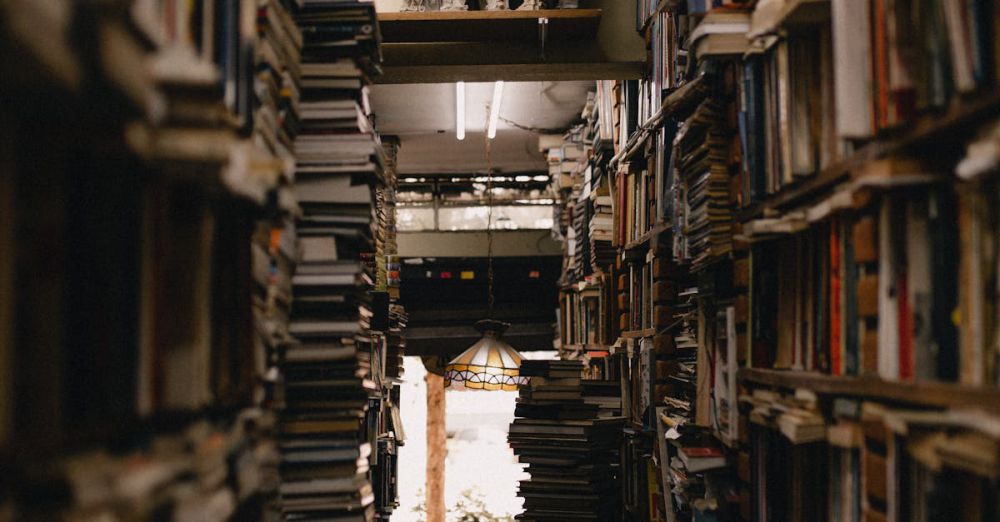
[
  {"left": 738, "top": 92, "right": 1000, "bottom": 221},
  {"left": 379, "top": 9, "right": 602, "bottom": 42},
  {"left": 740, "top": 368, "right": 1000, "bottom": 414}
]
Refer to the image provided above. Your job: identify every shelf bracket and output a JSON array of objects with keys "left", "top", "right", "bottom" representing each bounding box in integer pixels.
[{"left": 537, "top": 17, "right": 549, "bottom": 60}]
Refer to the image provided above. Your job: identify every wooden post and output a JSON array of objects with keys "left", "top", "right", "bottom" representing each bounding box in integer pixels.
[{"left": 425, "top": 371, "right": 446, "bottom": 522}]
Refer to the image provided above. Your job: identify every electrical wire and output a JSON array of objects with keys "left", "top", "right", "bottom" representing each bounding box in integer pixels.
[{"left": 485, "top": 113, "right": 495, "bottom": 313}]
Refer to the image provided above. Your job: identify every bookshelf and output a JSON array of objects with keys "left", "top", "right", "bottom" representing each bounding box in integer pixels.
[
  {"left": 739, "top": 92, "right": 1000, "bottom": 221},
  {"left": 549, "top": 0, "right": 1000, "bottom": 520},
  {"left": 1, "top": 1, "right": 407, "bottom": 519}
]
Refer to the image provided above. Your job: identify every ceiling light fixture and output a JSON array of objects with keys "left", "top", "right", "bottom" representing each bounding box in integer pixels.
[
  {"left": 456, "top": 81, "right": 466, "bottom": 141},
  {"left": 487, "top": 80, "right": 505, "bottom": 140}
]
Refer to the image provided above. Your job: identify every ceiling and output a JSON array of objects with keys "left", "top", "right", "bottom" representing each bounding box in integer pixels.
[{"left": 371, "top": 81, "right": 592, "bottom": 174}]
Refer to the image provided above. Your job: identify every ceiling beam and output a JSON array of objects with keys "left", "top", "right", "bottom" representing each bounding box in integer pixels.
[
  {"left": 377, "top": 60, "right": 643, "bottom": 84},
  {"left": 404, "top": 323, "right": 556, "bottom": 357},
  {"left": 398, "top": 230, "right": 561, "bottom": 257}
]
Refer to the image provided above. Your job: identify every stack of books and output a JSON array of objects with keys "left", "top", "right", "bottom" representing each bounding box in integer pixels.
[
  {"left": 385, "top": 304, "right": 408, "bottom": 380},
  {"left": 581, "top": 379, "right": 623, "bottom": 418},
  {"left": 548, "top": 140, "right": 587, "bottom": 190},
  {"left": 255, "top": 0, "right": 302, "bottom": 178},
  {"left": 572, "top": 191, "right": 592, "bottom": 281},
  {"left": 675, "top": 100, "right": 733, "bottom": 271},
  {"left": 510, "top": 360, "right": 624, "bottom": 521},
  {"left": 281, "top": 263, "right": 376, "bottom": 519},
  {"left": 278, "top": 1, "right": 385, "bottom": 519},
  {"left": 589, "top": 179, "right": 616, "bottom": 269},
  {"left": 253, "top": 0, "right": 302, "bottom": 414}
]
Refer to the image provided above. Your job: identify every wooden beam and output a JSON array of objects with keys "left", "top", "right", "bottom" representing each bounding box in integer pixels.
[
  {"left": 406, "top": 323, "right": 555, "bottom": 357},
  {"left": 407, "top": 306, "right": 555, "bottom": 323},
  {"left": 379, "top": 9, "right": 602, "bottom": 43},
  {"left": 425, "top": 371, "right": 446, "bottom": 522},
  {"left": 398, "top": 230, "right": 561, "bottom": 258},
  {"left": 377, "top": 61, "right": 643, "bottom": 84}
]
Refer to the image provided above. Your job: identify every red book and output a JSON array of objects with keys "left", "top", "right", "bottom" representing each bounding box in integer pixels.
[
  {"left": 830, "top": 220, "right": 842, "bottom": 376},
  {"left": 682, "top": 447, "right": 724, "bottom": 458}
]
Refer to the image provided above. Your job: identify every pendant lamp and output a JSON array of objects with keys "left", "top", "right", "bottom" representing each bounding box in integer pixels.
[
  {"left": 443, "top": 133, "right": 527, "bottom": 391},
  {"left": 443, "top": 319, "right": 528, "bottom": 391}
]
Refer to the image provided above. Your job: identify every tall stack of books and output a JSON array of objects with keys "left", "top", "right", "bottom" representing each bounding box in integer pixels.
[
  {"left": 510, "top": 360, "right": 624, "bottom": 521},
  {"left": 386, "top": 304, "right": 408, "bottom": 380},
  {"left": 253, "top": 0, "right": 302, "bottom": 422},
  {"left": 589, "top": 178, "right": 616, "bottom": 269},
  {"left": 675, "top": 100, "right": 733, "bottom": 271},
  {"left": 278, "top": 1, "right": 384, "bottom": 519},
  {"left": 581, "top": 379, "right": 623, "bottom": 418},
  {"left": 281, "top": 259, "right": 376, "bottom": 519},
  {"left": 572, "top": 190, "right": 592, "bottom": 281},
  {"left": 255, "top": 0, "right": 302, "bottom": 179}
]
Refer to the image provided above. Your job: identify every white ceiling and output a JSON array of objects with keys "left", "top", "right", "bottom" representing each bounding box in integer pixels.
[{"left": 371, "top": 81, "right": 593, "bottom": 174}]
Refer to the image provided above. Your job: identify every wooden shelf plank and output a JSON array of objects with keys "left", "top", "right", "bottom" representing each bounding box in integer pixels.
[
  {"left": 739, "top": 368, "right": 1000, "bottom": 413},
  {"left": 379, "top": 9, "right": 602, "bottom": 43},
  {"left": 376, "top": 61, "right": 643, "bottom": 83},
  {"left": 624, "top": 221, "right": 670, "bottom": 252},
  {"left": 749, "top": 0, "right": 830, "bottom": 39},
  {"left": 621, "top": 328, "right": 656, "bottom": 339}
]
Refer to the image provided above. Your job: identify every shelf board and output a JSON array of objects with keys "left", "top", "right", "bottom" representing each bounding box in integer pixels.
[
  {"left": 738, "top": 92, "right": 1000, "bottom": 222},
  {"left": 620, "top": 328, "right": 656, "bottom": 339},
  {"left": 377, "top": 61, "right": 643, "bottom": 83},
  {"left": 379, "top": 9, "right": 602, "bottom": 43},
  {"left": 624, "top": 221, "right": 670, "bottom": 252},
  {"left": 749, "top": 0, "right": 830, "bottom": 39},
  {"left": 562, "top": 343, "right": 612, "bottom": 351},
  {"left": 739, "top": 368, "right": 1000, "bottom": 414}
]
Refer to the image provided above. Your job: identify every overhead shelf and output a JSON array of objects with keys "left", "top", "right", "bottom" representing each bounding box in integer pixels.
[
  {"left": 374, "top": 3, "right": 645, "bottom": 83},
  {"left": 379, "top": 9, "right": 602, "bottom": 43}
]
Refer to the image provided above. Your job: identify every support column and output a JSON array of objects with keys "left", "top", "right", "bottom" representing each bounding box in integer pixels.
[{"left": 425, "top": 371, "right": 446, "bottom": 522}]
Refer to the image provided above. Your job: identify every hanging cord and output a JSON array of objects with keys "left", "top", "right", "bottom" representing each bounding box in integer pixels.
[{"left": 485, "top": 122, "right": 495, "bottom": 314}]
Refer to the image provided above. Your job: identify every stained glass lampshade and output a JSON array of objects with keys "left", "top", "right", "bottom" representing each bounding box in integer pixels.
[{"left": 443, "top": 319, "right": 529, "bottom": 391}]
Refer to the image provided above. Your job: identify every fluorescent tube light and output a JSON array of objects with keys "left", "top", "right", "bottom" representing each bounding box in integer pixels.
[
  {"left": 487, "top": 81, "right": 504, "bottom": 140},
  {"left": 456, "top": 81, "right": 466, "bottom": 141}
]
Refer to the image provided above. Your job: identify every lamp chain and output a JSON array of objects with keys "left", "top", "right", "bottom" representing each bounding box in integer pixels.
[{"left": 485, "top": 125, "right": 495, "bottom": 313}]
